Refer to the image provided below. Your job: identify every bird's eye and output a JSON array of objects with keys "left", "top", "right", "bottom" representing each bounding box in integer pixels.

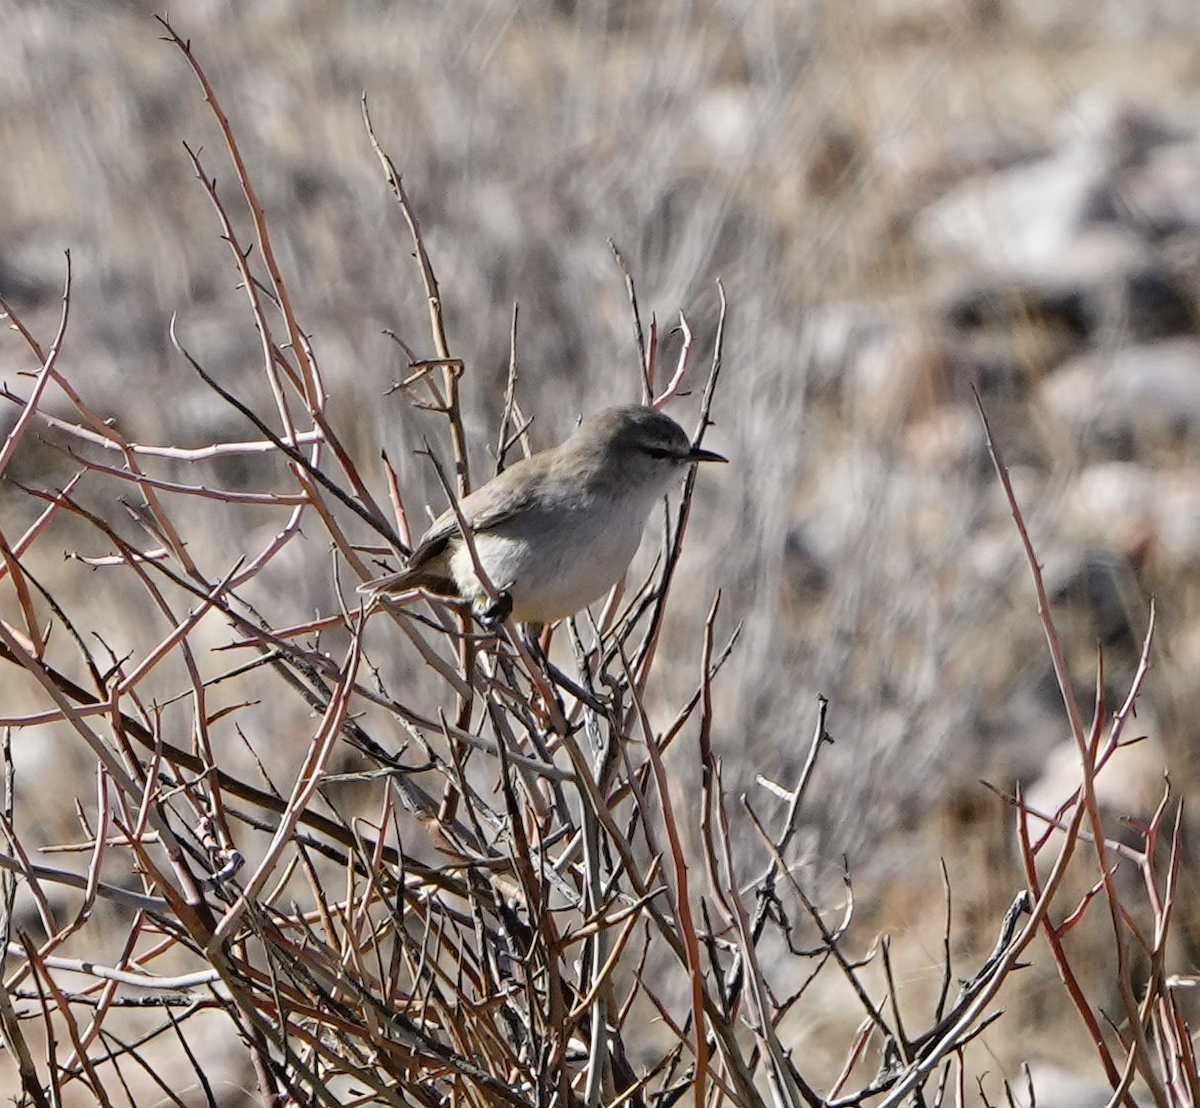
[{"left": 642, "top": 446, "right": 674, "bottom": 460}]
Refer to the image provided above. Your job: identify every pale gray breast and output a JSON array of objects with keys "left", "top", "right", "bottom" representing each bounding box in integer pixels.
[{"left": 456, "top": 484, "right": 660, "bottom": 623}]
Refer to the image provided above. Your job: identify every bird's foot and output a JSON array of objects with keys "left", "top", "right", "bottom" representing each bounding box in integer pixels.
[{"left": 479, "top": 590, "right": 514, "bottom": 628}]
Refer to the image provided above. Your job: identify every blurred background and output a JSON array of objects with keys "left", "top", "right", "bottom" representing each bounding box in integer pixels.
[{"left": 6, "top": 0, "right": 1200, "bottom": 1097}]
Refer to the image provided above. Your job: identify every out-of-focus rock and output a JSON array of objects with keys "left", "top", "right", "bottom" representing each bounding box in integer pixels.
[
  {"left": 866, "top": 0, "right": 999, "bottom": 39},
  {"left": 1057, "top": 462, "right": 1200, "bottom": 571},
  {"left": 903, "top": 402, "right": 986, "bottom": 468},
  {"left": 1045, "top": 546, "right": 1147, "bottom": 653},
  {"left": 942, "top": 229, "right": 1196, "bottom": 344},
  {"left": 913, "top": 144, "right": 1113, "bottom": 276},
  {"left": 1121, "top": 139, "right": 1200, "bottom": 235},
  {"left": 800, "top": 302, "right": 892, "bottom": 394},
  {"left": 796, "top": 452, "right": 887, "bottom": 571},
  {"left": 1040, "top": 340, "right": 1200, "bottom": 456},
  {"left": 916, "top": 99, "right": 1200, "bottom": 354},
  {"left": 1061, "top": 464, "right": 1155, "bottom": 548},
  {"left": 846, "top": 323, "right": 1024, "bottom": 434},
  {"left": 1008, "top": 0, "right": 1200, "bottom": 43},
  {"left": 1025, "top": 725, "right": 1166, "bottom": 843},
  {"left": 912, "top": 98, "right": 1180, "bottom": 275},
  {"left": 692, "top": 85, "right": 758, "bottom": 163},
  {"left": 781, "top": 527, "right": 828, "bottom": 608},
  {"left": 1011, "top": 1060, "right": 1129, "bottom": 1108},
  {"left": 846, "top": 325, "right": 947, "bottom": 431},
  {"left": 879, "top": 122, "right": 1045, "bottom": 201}
]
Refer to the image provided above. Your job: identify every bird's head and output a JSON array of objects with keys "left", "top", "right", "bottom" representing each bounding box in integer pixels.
[{"left": 570, "top": 405, "right": 726, "bottom": 494}]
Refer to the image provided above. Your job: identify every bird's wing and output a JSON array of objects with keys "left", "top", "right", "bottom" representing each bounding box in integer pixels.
[
  {"left": 412, "top": 457, "right": 546, "bottom": 560},
  {"left": 361, "top": 456, "right": 549, "bottom": 597}
]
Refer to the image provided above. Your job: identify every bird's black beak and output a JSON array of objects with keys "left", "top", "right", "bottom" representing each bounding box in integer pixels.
[{"left": 687, "top": 445, "right": 727, "bottom": 464}]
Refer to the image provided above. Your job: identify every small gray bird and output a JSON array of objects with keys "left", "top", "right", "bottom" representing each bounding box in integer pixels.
[{"left": 360, "top": 405, "right": 726, "bottom": 624}]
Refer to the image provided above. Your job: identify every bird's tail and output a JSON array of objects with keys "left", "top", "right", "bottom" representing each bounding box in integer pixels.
[{"left": 357, "top": 566, "right": 456, "bottom": 599}]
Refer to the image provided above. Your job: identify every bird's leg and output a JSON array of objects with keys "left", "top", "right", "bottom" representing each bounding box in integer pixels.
[
  {"left": 547, "top": 662, "right": 609, "bottom": 714},
  {"left": 520, "top": 624, "right": 565, "bottom": 717},
  {"left": 522, "top": 624, "right": 609, "bottom": 713}
]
